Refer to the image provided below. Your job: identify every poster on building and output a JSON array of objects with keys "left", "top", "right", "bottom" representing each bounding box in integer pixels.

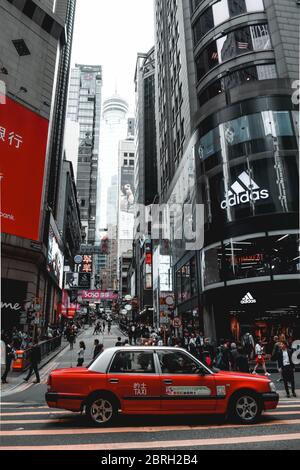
[
  {"left": 65, "top": 273, "right": 79, "bottom": 289},
  {"left": 119, "top": 166, "right": 135, "bottom": 242},
  {"left": 47, "top": 215, "right": 64, "bottom": 288},
  {"left": 0, "top": 96, "right": 49, "bottom": 241}
]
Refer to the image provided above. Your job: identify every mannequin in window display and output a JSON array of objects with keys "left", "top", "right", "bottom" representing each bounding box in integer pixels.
[
  {"left": 241, "top": 332, "right": 255, "bottom": 359},
  {"left": 230, "top": 317, "right": 240, "bottom": 343}
]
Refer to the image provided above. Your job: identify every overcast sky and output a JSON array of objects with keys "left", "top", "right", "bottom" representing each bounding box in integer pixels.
[{"left": 71, "top": 0, "right": 155, "bottom": 114}]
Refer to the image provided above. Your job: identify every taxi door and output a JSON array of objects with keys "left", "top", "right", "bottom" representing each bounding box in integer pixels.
[
  {"left": 157, "top": 350, "right": 217, "bottom": 412},
  {"left": 106, "top": 350, "right": 161, "bottom": 412}
]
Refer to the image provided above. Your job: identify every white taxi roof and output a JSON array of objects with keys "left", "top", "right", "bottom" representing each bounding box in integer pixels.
[{"left": 88, "top": 346, "right": 205, "bottom": 374}]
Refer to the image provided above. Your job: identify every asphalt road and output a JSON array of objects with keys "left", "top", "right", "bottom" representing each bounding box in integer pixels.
[{"left": 1, "top": 325, "right": 300, "bottom": 451}]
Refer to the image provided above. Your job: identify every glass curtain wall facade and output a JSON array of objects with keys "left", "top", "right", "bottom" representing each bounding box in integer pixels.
[{"left": 157, "top": 1, "right": 300, "bottom": 346}]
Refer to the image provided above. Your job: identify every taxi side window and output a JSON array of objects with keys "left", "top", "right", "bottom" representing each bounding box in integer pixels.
[
  {"left": 109, "top": 352, "right": 155, "bottom": 374},
  {"left": 158, "top": 351, "right": 200, "bottom": 375}
]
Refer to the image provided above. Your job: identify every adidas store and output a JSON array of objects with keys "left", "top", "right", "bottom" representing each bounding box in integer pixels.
[
  {"left": 202, "top": 280, "right": 300, "bottom": 355},
  {"left": 195, "top": 98, "right": 299, "bottom": 349}
]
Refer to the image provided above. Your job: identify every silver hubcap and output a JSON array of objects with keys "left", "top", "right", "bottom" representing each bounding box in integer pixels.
[
  {"left": 90, "top": 399, "right": 113, "bottom": 424},
  {"left": 236, "top": 396, "right": 258, "bottom": 421}
]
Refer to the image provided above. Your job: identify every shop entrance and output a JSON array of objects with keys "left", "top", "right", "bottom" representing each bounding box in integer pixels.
[{"left": 229, "top": 307, "right": 300, "bottom": 354}]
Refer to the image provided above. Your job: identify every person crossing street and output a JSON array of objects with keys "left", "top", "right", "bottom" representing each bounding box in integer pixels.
[{"left": 24, "top": 342, "right": 41, "bottom": 384}]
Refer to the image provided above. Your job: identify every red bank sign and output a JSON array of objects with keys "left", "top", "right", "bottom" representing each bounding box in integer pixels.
[{"left": 0, "top": 97, "right": 49, "bottom": 241}]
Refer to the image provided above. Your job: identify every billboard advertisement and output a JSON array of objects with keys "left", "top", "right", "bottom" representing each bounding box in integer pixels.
[
  {"left": 47, "top": 215, "right": 64, "bottom": 288},
  {"left": 0, "top": 96, "right": 49, "bottom": 241},
  {"left": 64, "top": 272, "right": 91, "bottom": 290},
  {"left": 119, "top": 166, "right": 135, "bottom": 242}
]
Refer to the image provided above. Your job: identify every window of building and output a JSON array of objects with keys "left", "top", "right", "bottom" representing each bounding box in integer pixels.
[
  {"left": 269, "top": 232, "right": 300, "bottom": 277},
  {"left": 202, "top": 243, "right": 223, "bottom": 289},
  {"left": 193, "top": 0, "right": 265, "bottom": 46}
]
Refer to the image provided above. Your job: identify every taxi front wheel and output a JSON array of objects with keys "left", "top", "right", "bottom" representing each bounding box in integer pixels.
[
  {"left": 230, "top": 392, "right": 262, "bottom": 425},
  {"left": 86, "top": 394, "right": 117, "bottom": 427}
]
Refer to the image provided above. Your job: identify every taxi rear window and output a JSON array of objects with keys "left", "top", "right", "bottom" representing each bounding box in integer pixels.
[{"left": 109, "top": 351, "right": 155, "bottom": 374}]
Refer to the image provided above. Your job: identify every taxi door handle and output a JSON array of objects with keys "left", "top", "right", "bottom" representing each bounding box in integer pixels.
[
  {"left": 109, "top": 379, "right": 119, "bottom": 384},
  {"left": 163, "top": 380, "right": 173, "bottom": 385}
]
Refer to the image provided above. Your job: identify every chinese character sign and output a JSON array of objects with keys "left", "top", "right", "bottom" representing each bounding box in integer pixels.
[
  {"left": 79, "top": 255, "right": 93, "bottom": 274},
  {"left": 0, "top": 97, "right": 49, "bottom": 240}
]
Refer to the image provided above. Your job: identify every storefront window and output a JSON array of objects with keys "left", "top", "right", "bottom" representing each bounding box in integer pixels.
[
  {"left": 269, "top": 232, "right": 300, "bottom": 276},
  {"left": 223, "top": 235, "right": 271, "bottom": 282},
  {"left": 202, "top": 244, "right": 223, "bottom": 288}
]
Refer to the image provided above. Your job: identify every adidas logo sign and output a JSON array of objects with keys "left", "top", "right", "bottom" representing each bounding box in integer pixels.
[
  {"left": 221, "top": 171, "right": 269, "bottom": 210},
  {"left": 241, "top": 292, "right": 257, "bottom": 305}
]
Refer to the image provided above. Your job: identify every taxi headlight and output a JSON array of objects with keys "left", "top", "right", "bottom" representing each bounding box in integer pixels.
[{"left": 269, "top": 382, "right": 277, "bottom": 393}]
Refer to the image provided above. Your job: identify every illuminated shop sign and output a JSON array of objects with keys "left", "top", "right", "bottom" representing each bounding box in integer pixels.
[
  {"left": 221, "top": 172, "right": 270, "bottom": 210},
  {"left": 241, "top": 292, "right": 257, "bottom": 305}
]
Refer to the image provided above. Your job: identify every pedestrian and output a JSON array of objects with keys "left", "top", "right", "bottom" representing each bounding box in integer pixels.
[
  {"left": 215, "top": 340, "right": 231, "bottom": 371},
  {"left": 77, "top": 341, "right": 86, "bottom": 367},
  {"left": 252, "top": 340, "right": 270, "bottom": 376},
  {"left": 68, "top": 329, "right": 76, "bottom": 350},
  {"left": 93, "top": 340, "right": 104, "bottom": 359},
  {"left": 278, "top": 341, "right": 297, "bottom": 398},
  {"left": 230, "top": 343, "right": 239, "bottom": 371},
  {"left": 107, "top": 320, "right": 112, "bottom": 335},
  {"left": 102, "top": 321, "right": 106, "bottom": 333},
  {"left": 201, "top": 338, "right": 214, "bottom": 367},
  {"left": 236, "top": 347, "right": 250, "bottom": 373},
  {"left": 1, "top": 337, "right": 16, "bottom": 384},
  {"left": 24, "top": 341, "right": 41, "bottom": 383},
  {"left": 93, "top": 322, "right": 101, "bottom": 335},
  {"left": 242, "top": 332, "right": 255, "bottom": 360},
  {"left": 188, "top": 334, "right": 198, "bottom": 358},
  {"left": 115, "top": 337, "right": 123, "bottom": 347}
]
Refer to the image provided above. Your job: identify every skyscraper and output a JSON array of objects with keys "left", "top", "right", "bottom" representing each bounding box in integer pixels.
[
  {"left": 97, "top": 94, "right": 129, "bottom": 231},
  {"left": 154, "top": 0, "right": 299, "bottom": 343},
  {"left": 1, "top": 0, "right": 78, "bottom": 331},
  {"left": 67, "top": 64, "right": 102, "bottom": 245},
  {"left": 96, "top": 94, "right": 129, "bottom": 290}
]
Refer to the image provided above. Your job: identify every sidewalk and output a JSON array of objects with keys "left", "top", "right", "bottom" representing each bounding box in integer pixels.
[
  {"left": 0, "top": 324, "right": 128, "bottom": 397},
  {"left": 0, "top": 328, "right": 86, "bottom": 396}
]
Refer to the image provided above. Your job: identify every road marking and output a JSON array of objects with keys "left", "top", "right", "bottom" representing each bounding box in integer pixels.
[
  {"left": 277, "top": 405, "right": 300, "bottom": 408},
  {"left": 265, "top": 411, "right": 300, "bottom": 416},
  {"left": 1, "top": 433, "right": 300, "bottom": 450},
  {"left": 1, "top": 419, "right": 300, "bottom": 436}
]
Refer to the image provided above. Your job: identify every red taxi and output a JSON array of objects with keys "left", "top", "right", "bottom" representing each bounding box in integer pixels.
[{"left": 46, "top": 347, "right": 279, "bottom": 426}]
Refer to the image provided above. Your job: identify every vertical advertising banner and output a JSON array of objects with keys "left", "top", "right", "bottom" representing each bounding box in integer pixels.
[
  {"left": 119, "top": 166, "right": 135, "bottom": 241},
  {"left": 0, "top": 97, "right": 49, "bottom": 241}
]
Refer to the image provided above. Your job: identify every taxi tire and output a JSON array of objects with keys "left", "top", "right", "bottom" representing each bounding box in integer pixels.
[
  {"left": 229, "top": 391, "right": 262, "bottom": 425},
  {"left": 86, "top": 393, "right": 118, "bottom": 427}
]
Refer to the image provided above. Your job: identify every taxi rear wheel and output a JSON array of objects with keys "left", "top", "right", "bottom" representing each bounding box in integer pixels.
[
  {"left": 230, "top": 392, "right": 262, "bottom": 425},
  {"left": 86, "top": 394, "right": 117, "bottom": 427}
]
